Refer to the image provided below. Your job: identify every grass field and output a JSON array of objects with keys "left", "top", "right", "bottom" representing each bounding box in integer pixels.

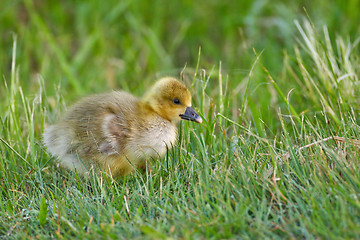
[{"left": 1, "top": 0, "right": 360, "bottom": 239}]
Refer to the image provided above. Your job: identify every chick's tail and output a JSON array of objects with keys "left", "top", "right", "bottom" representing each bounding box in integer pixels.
[
  {"left": 43, "top": 124, "right": 71, "bottom": 158},
  {"left": 43, "top": 124, "right": 87, "bottom": 173}
]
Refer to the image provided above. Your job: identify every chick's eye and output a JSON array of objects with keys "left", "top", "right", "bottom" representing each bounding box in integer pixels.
[{"left": 173, "top": 98, "right": 181, "bottom": 105}]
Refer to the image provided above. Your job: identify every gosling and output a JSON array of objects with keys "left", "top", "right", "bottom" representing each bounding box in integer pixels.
[{"left": 43, "top": 77, "right": 202, "bottom": 177}]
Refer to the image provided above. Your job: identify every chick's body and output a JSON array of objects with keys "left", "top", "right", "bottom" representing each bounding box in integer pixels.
[{"left": 43, "top": 77, "right": 201, "bottom": 177}]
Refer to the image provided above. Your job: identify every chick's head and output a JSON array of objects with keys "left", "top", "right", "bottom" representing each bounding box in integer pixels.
[{"left": 142, "top": 77, "right": 201, "bottom": 123}]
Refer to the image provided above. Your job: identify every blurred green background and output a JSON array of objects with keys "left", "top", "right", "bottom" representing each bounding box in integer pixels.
[
  {"left": 1, "top": 0, "right": 360, "bottom": 136},
  {"left": 1, "top": 0, "right": 359, "bottom": 97}
]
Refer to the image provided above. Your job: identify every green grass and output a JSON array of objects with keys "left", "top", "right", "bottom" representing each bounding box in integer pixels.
[{"left": 1, "top": 1, "right": 360, "bottom": 239}]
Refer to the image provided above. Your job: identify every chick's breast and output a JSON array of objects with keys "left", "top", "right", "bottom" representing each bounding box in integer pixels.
[{"left": 126, "top": 116, "right": 178, "bottom": 161}]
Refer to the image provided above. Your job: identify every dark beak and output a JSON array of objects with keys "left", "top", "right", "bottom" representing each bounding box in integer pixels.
[{"left": 179, "top": 107, "right": 202, "bottom": 123}]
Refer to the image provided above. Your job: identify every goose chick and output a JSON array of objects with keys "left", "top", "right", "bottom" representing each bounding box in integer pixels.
[{"left": 43, "top": 77, "right": 202, "bottom": 177}]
